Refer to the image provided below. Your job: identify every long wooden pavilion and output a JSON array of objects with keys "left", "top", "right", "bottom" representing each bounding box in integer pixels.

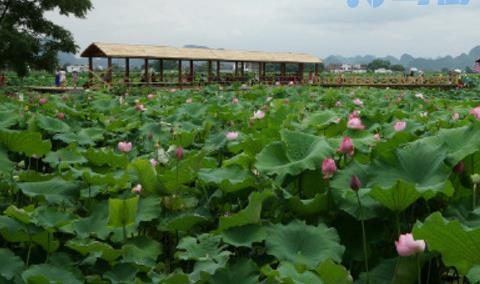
[{"left": 80, "top": 42, "right": 322, "bottom": 85}]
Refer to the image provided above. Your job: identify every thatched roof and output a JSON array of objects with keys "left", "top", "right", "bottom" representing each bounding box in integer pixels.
[{"left": 81, "top": 42, "right": 322, "bottom": 64}]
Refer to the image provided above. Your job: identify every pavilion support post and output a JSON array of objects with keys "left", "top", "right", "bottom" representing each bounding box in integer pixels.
[
  {"left": 234, "top": 61, "right": 239, "bottom": 78},
  {"left": 159, "top": 59, "right": 164, "bottom": 82},
  {"left": 280, "top": 63, "right": 286, "bottom": 83},
  {"left": 107, "top": 57, "right": 113, "bottom": 83},
  {"left": 144, "top": 58, "right": 149, "bottom": 85},
  {"left": 240, "top": 62, "right": 245, "bottom": 79},
  {"left": 208, "top": 60, "right": 213, "bottom": 83},
  {"left": 262, "top": 63, "right": 266, "bottom": 80},
  {"left": 298, "top": 63, "right": 304, "bottom": 82},
  {"left": 314, "top": 64, "right": 319, "bottom": 77},
  {"left": 88, "top": 57, "right": 93, "bottom": 82},
  {"left": 125, "top": 58, "right": 130, "bottom": 84},
  {"left": 258, "top": 62, "right": 263, "bottom": 82},
  {"left": 216, "top": 61, "right": 221, "bottom": 82},
  {"left": 178, "top": 60, "right": 182, "bottom": 84},
  {"left": 189, "top": 60, "right": 194, "bottom": 83}
]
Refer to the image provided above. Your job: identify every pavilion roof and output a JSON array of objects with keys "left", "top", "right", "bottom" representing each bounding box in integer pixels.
[{"left": 80, "top": 42, "right": 322, "bottom": 64}]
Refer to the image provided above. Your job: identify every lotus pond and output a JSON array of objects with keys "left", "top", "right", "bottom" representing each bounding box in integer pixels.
[{"left": 1, "top": 84, "right": 480, "bottom": 283}]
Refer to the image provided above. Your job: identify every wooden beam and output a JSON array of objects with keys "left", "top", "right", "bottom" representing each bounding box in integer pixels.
[
  {"left": 159, "top": 59, "right": 164, "bottom": 82},
  {"left": 88, "top": 57, "right": 93, "bottom": 81},
  {"left": 144, "top": 58, "right": 149, "bottom": 85},
  {"left": 240, "top": 62, "right": 245, "bottom": 78},
  {"left": 280, "top": 63, "right": 286, "bottom": 81},
  {"left": 314, "top": 64, "right": 319, "bottom": 77},
  {"left": 125, "top": 58, "right": 130, "bottom": 83},
  {"left": 178, "top": 60, "right": 182, "bottom": 83},
  {"left": 298, "top": 63, "right": 304, "bottom": 82},
  {"left": 258, "top": 62, "right": 262, "bottom": 82},
  {"left": 235, "top": 62, "right": 239, "bottom": 77},
  {"left": 208, "top": 60, "right": 212, "bottom": 83},
  {"left": 216, "top": 61, "right": 221, "bottom": 81},
  {"left": 107, "top": 57, "right": 112, "bottom": 83},
  {"left": 189, "top": 60, "right": 194, "bottom": 82}
]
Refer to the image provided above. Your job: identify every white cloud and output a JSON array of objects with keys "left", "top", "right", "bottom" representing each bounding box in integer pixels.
[{"left": 46, "top": 0, "right": 480, "bottom": 58}]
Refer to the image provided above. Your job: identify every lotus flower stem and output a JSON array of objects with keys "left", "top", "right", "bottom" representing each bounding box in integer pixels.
[
  {"left": 355, "top": 191, "right": 369, "bottom": 282},
  {"left": 416, "top": 253, "right": 422, "bottom": 284},
  {"left": 474, "top": 183, "right": 477, "bottom": 211}
]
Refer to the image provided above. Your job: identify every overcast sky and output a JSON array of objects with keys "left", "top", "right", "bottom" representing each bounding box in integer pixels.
[{"left": 46, "top": 0, "right": 480, "bottom": 58}]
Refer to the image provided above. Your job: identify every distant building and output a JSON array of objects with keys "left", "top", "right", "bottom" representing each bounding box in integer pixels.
[
  {"left": 66, "top": 65, "right": 89, "bottom": 73},
  {"left": 327, "top": 63, "right": 367, "bottom": 73}
]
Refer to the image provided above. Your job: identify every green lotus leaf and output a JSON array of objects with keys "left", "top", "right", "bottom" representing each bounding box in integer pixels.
[
  {"left": 467, "top": 265, "right": 480, "bottom": 284},
  {"left": 72, "top": 202, "right": 111, "bottom": 239},
  {"left": 413, "top": 212, "right": 480, "bottom": 276},
  {"left": 256, "top": 129, "right": 334, "bottom": 180},
  {"left": 136, "top": 196, "right": 163, "bottom": 223},
  {"left": 17, "top": 178, "right": 80, "bottom": 205},
  {"left": 122, "top": 236, "right": 163, "bottom": 267},
  {"left": 301, "top": 110, "right": 340, "bottom": 129},
  {"left": 84, "top": 148, "right": 128, "bottom": 169},
  {"left": 108, "top": 196, "right": 139, "bottom": 228},
  {"left": 43, "top": 148, "right": 87, "bottom": 167},
  {"left": 265, "top": 220, "right": 345, "bottom": 269},
  {"left": 221, "top": 224, "right": 267, "bottom": 247},
  {"left": 128, "top": 159, "right": 164, "bottom": 194},
  {"left": 277, "top": 262, "right": 323, "bottom": 284},
  {"left": 330, "top": 161, "right": 384, "bottom": 220},
  {"left": 66, "top": 238, "right": 122, "bottom": 263},
  {"left": 103, "top": 263, "right": 137, "bottom": 284},
  {"left": 0, "top": 129, "right": 51, "bottom": 157},
  {"left": 0, "top": 146, "right": 13, "bottom": 177},
  {"left": 369, "top": 141, "right": 452, "bottom": 200},
  {"left": 160, "top": 212, "right": 209, "bottom": 232},
  {"left": 22, "top": 264, "right": 83, "bottom": 284},
  {"left": 198, "top": 165, "right": 256, "bottom": 192},
  {"left": 209, "top": 259, "right": 259, "bottom": 284},
  {"left": 218, "top": 190, "right": 274, "bottom": 232},
  {"left": 0, "top": 110, "right": 19, "bottom": 128},
  {"left": 4, "top": 205, "right": 33, "bottom": 224},
  {"left": 0, "top": 248, "right": 24, "bottom": 280},
  {"left": 357, "top": 257, "right": 425, "bottom": 284},
  {"left": 53, "top": 127, "right": 104, "bottom": 146},
  {"left": 417, "top": 122, "right": 480, "bottom": 165},
  {"left": 36, "top": 113, "right": 71, "bottom": 133},
  {"left": 33, "top": 206, "right": 76, "bottom": 229},
  {"left": 316, "top": 259, "right": 353, "bottom": 284}
]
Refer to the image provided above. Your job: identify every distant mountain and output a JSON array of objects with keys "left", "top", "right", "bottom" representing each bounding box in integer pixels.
[{"left": 324, "top": 46, "right": 480, "bottom": 71}]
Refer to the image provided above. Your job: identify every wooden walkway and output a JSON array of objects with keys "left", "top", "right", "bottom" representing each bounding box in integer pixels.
[{"left": 28, "top": 86, "right": 84, "bottom": 94}]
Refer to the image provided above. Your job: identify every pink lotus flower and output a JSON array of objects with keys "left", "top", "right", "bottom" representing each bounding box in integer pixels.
[
  {"left": 185, "top": 98, "right": 193, "bottom": 104},
  {"left": 176, "top": 146, "right": 184, "bottom": 160},
  {"left": 338, "top": 137, "right": 354, "bottom": 156},
  {"left": 350, "top": 175, "right": 362, "bottom": 191},
  {"left": 150, "top": 159, "right": 158, "bottom": 167},
  {"left": 289, "top": 81, "right": 295, "bottom": 86},
  {"left": 452, "top": 112, "right": 460, "bottom": 121},
  {"left": 252, "top": 110, "right": 265, "bottom": 120},
  {"left": 57, "top": 112, "right": 65, "bottom": 120},
  {"left": 454, "top": 161, "right": 464, "bottom": 174},
  {"left": 395, "top": 233, "right": 426, "bottom": 257},
  {"left": 135, "top": 104, "right": 147, "bottom": 112},
  {"left": 232, "top": 97, "right": 240, "bottom": 104},
  {"left": 131, "top": 184, "right": 143, "bottom": 194},
  {"left": 322, "top": 158, "right": 337, "bottom": 180},
  {"left": 226, "top": 131, "right": 239, "bottom": 141},
  {"left": 275, "top": 81, "right": 281, "bottom": 86},
  {"left": 39, "top": 97, "right": 48, "bottom": 105},
  {"left": 470, "top": 106, "right": 480, "bottom": 120},
  {"left": 394, "top": 121, "right": 407, "bottom": 132},
  {"left": 147, "top": 94, "right": 155, "bottom": 100},
  {"left": 117, "top": 141, "right": 133, "bottom": 153},
  {"left": 349, "top": 110, "right": 361, "bottom": 120},
  {"left": 334, "top": 118, "right": 341, "bottom": 124},
  {"left": 347, "top": 117, "right": 365, "bottom": 130},
  {"left": 335, "top": 101, "right": 342, "bottom": 107},
  {"left": 373, "top": 133, "right": 381, "bottom": 141},
  {"left": 353, "top": 98, "right": 363, "bottom": 106}
]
